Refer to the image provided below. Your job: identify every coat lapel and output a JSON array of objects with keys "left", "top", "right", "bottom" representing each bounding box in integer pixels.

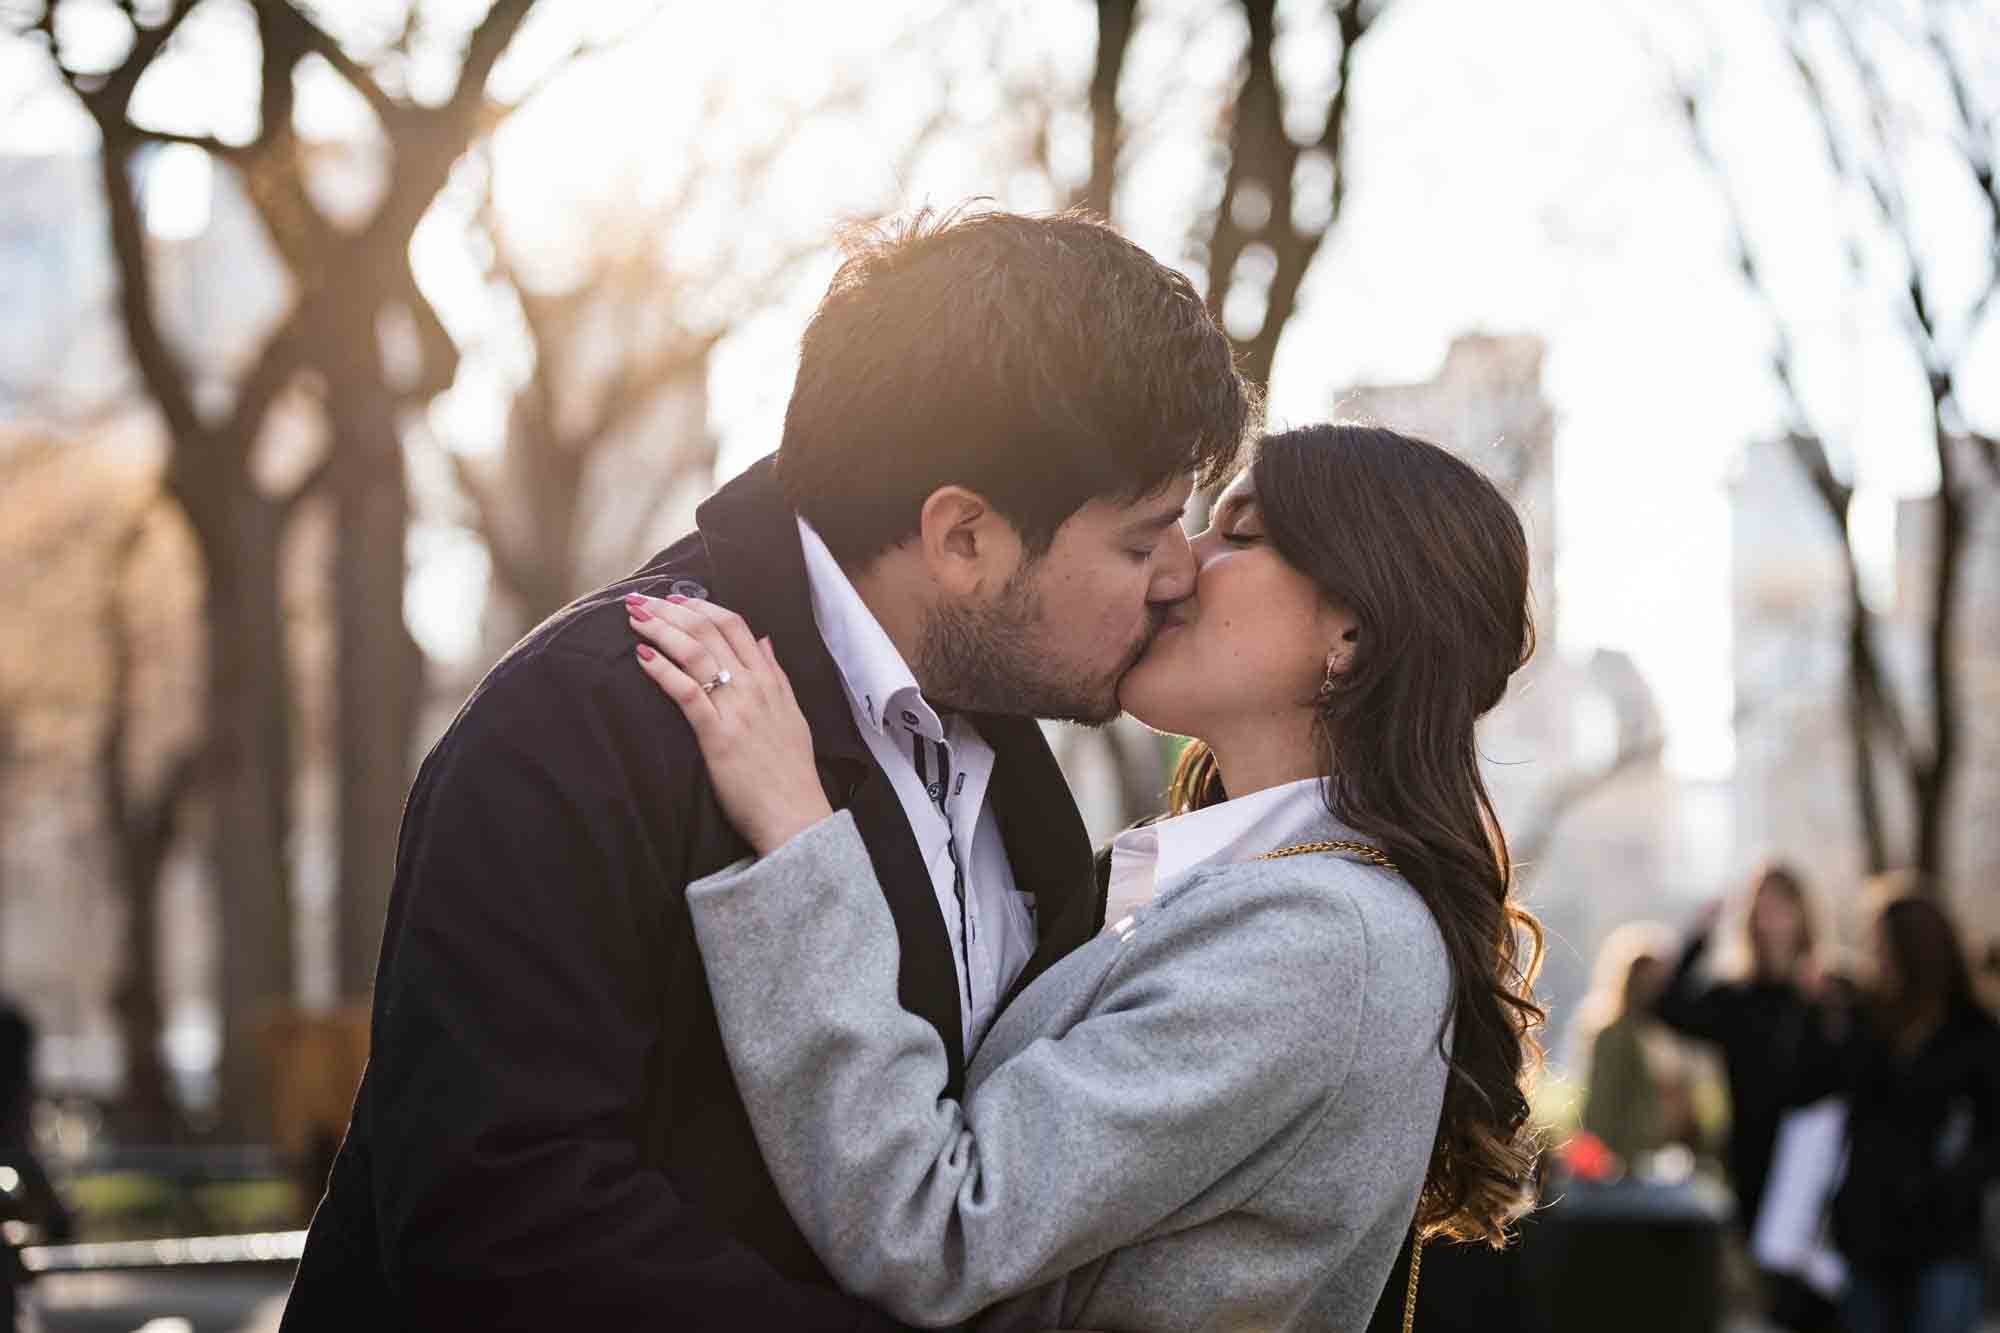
[
  {"left": 697, "top": 456, "right": 969, "bottom": 1092},
  {"left": 978, "top": 713, "right": 1098, "bottom": 1010}
]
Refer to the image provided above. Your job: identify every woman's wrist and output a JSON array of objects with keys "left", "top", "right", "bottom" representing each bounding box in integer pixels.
[{"left": 750, "top": 798, "right": 836, "bottom": 859}]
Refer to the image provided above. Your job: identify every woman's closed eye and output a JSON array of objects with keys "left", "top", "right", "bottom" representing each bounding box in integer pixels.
[{"left": 1221, "top": 528, "right": 1262, "bottom": 545}]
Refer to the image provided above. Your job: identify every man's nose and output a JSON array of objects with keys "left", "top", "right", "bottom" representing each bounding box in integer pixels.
[{"left": 1149, "top": 522, "right": 1197, "bottom": 604}]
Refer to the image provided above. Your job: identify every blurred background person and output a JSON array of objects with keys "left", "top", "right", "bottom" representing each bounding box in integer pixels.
[
  {"left": 1658, "top": 864, "right": 1827, "bottom": 1329},
  {"left": 1795, "top": 887, "right": 2000, "bottom": 1333},
  {"left": 0, "top": 999, "right": 72, "bottom": 1333},
  {"left": 1577, "top": 922, "right": 1698, "bottom": 1167},
  {"left": 1657, "top": 864, "right": 1820, "bottom": 1231}
]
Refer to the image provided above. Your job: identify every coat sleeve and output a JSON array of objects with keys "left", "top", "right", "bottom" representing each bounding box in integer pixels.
[
  {"left": 359, "top": 647, "right": 900, "bottom": 1332},
  {"left": 1924, "top": 1020, "right": 2000, "bottom": 1212},
  {"left": 686, "top": 812, "right": 1370, "bottom": 1328},
  {"left": 1654, "top": 930, "right": 1729, "bottom": 1041}
]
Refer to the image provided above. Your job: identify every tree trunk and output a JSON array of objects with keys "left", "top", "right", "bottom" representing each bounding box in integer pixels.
[
  {"left": 1913, "top": 459, "right": 1966, "bottom": 884},
  {"left": 327, "top": 302, "right": 423, "bottom": 1003},
  {"left": 181, "top": 477, "right": 296, "bottom": 1138},
  {"left": 1079, "top": 0, "right": 1137, "bottom": 217},
  {"left": 111, "top": 848, "right": 176, "bottom": 1138},
  {"left": 101, "top": 530, "right": 194, "bottom": 1142},
  {"left": 1844, "top": 611, "right": 1891, "bottom": 876}
]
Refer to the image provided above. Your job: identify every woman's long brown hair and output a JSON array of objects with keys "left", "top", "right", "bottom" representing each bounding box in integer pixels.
[
  {"left": 1169, "top": 424, "right": 1546, "bottom": 1246},
  {"left": 1871, "top": 890, "right": 1978, "bottom": 1047}
]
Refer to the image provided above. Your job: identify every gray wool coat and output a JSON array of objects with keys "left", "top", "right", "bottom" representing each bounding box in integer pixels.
[{"left": 687, "top": 808, "right": 1453, "bottom": 1333}]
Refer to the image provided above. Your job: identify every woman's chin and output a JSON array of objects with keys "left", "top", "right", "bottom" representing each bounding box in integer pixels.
[{"left": 1115, "top": 668, "right": 1181, "bottom": 737}]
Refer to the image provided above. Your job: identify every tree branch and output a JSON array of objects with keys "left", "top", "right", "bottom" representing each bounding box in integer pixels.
[
  {"left": 98, "top": 0, "right": 198, "bottom": 116},
  {"left": 227, "top": 315, "right": 308, "bottom": 446},
  {"left": 614, "top": 428, "right": 716, "bottom": 563},
  {"left": 268, "top": 2, "right": 402, "bottom": 132},
  {"left": 1078, "top": 0, "right": 1137, "bottom": 216},
  {"left": 444, "top": 446, "right": 537, "bottom": 611},
  {"left": 1510, "top": 728, "right": 1665, "bottom": 872},
  {"left": 482, "top": 2, "right": 661, "bottom": 123},
  {"left": 93, "top": 128, "right": 203, "bottom": 440},
  {"left": 34, "top": 1, "right": 204, "bottom": 438},
  {"left": 450, "top": 0, "right": 538, "bottom": 118},
  {"left": 131, "top": 127, "right": 246, "bottom": 163}
]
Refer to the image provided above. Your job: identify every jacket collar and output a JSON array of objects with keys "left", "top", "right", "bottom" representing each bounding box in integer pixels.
[{"left": 695, "top": 455, "right": 871, "bottom": 772}]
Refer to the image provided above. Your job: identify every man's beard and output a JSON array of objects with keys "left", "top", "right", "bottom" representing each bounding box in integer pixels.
[{"left": 916, "top": 574, "right": 1154, "bottom": 726}]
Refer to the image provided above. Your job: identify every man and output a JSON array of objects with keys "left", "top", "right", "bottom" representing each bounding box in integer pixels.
[{"left": 280, "top": 206, "right": 1247, "bottom": 1330}]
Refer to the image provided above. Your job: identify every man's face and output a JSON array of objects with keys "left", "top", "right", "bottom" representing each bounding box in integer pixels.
[{"left": 918, "top": 478, "right": 1197, "bottom": 724}]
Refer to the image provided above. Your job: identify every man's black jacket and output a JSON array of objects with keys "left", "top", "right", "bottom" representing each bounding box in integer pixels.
[{"left": 279, "top": 457, "right": 1102, "bottom": 1331}]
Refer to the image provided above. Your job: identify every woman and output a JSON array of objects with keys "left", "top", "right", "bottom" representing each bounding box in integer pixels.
[
  {"left": 629, "top": 425, "right": 1545, "bottom": 1331},
  {"left": 1576, "top": 923, "right": 1689, "bottom": 1166},
  {"left": 1800, "top": 891, "right": 2000, "bottom": 1333},
  {"left": 1656, "top": 865, "right": 1820, "bottom": 1234}
]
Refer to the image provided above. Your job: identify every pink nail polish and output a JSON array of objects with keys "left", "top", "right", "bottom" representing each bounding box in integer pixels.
[
  {"left": 665, "top": 594, "right": 688, "bottom": 605},
  {"left": 636, "top": 643, "right": 657, "bottom": 661},
  {"left": 627, "top": 604, "right": 652, "bottom": 622}
]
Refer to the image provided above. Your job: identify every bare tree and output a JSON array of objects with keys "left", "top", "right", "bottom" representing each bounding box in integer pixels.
[
  {"left": 18, "top": 0, "right": 633, "bottom": 1128},
  {"left": 445, "top": 174, "right": 733, "bottom": 642},
  {"left": 450, "top": 74, "right": 956, "bottom": 649},
  {"left": 1662, "top": 0, "right": 1998, "bottom": 881},
  {"left": 1070, "top": 1, "right": 1385, "bottom": 391}
]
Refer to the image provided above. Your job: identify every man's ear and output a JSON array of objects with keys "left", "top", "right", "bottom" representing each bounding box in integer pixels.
[{"left": 918, "top": 486, "right": 1022, "bottom": 596}]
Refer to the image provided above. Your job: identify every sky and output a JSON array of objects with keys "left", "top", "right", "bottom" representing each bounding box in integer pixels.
[{"left": 3, "top": 0, "right": 1992, "bottom": 780}]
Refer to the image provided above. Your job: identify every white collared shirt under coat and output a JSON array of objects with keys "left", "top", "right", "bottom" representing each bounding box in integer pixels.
[
  {"left": 797, "top": 517, "right": 1035, "bottom": 1054},
  {"left": 1103, "top": 775, "right": 1331, "bottom": 929}
]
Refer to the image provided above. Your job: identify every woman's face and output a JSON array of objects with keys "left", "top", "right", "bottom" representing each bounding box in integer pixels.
[
  {"left": 1750, "top": 881, "right": 1806, "bottom": 972},
  {"left": 1117, "top": 470, "right": 1355, "bottom": 742}
]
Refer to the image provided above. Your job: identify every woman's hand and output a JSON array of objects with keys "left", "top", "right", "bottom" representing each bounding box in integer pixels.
[{"left": 626, "top": 593, "right": 833, "bottom": 857}]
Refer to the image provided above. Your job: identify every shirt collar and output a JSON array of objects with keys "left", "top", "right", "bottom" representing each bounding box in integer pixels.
[
  {"left": 797, "top": 517, "right": 946, "bottom": 742},
  {"left": 1108, "top": 776, "right": 1332, "bottom": 905}
]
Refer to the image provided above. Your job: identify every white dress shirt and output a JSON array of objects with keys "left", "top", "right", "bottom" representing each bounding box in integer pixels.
[
  {"left": 797, "top": 518, "right": 1036, "bottom": 1054},
  {"left": 1103, "top": 776, "right": 1333, "bottom": 930}
]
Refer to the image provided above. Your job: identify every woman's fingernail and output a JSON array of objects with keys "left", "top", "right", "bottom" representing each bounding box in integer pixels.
[
  {"left": 627, "top": 603, "right": 652, "bottom": 622},
  {"left": 636, "top": 643, "right": 657, "bottom": 662},
  {"left": 665, "top": 594, "right": 688, "bottom": 605}
]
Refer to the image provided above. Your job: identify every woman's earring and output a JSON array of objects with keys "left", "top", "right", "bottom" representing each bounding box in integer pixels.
[{"left": 1320, "top": 628, "right": 1358, "bottom": 699}]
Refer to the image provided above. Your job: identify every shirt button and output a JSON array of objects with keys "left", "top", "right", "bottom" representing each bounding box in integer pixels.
[
  {"left": 668, "top": 578, "right": 708, "bottom": 600},
  {"left": 901, "top": 709, "right": 920, "bottom": 726}
]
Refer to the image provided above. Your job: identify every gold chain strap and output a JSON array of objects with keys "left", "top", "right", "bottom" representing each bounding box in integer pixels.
[
  {"left": 1403, "top": 1234, "right": 1423, "bottom": 1333},
  {"left": 1256, "top": 837, "right": 1419, "bottom": 1332},
  {"left": 1255, "top": 838, "right": 1397, "bottom": 873}
]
